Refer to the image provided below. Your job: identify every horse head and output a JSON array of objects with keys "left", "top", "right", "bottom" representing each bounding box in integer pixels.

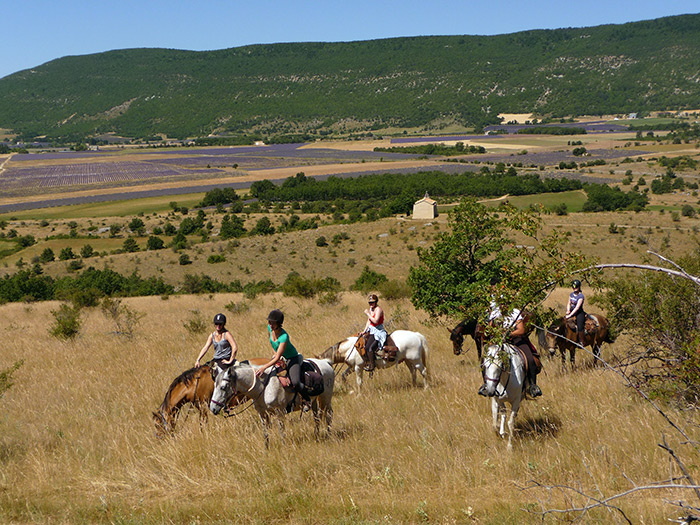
[
  {"left": 210, "top": 366, "right": 237, "bottom": 415},
  {"left": 482, "top": 344, "right": 512, "bottom": 397},
  {"left": 544, "top": 318, "right": 566, "bottom": 356},
  {"left": 152, "top": 409, "right": 173, "bottom": 438},
  {"left": 449, "top": 326, "right": 465, "bottom": 355}
]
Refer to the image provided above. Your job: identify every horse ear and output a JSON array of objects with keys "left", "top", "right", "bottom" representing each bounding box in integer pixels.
[{"left": 446, "top": 328, "right": 453, "bottom": 334}]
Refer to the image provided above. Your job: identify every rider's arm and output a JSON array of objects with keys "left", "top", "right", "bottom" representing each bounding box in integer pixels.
[
  {"left": 255, "top": 342, "right": 286, "bottom": 377},
  {"left": 194, "top": 333, "right": 214, "bottom": 367},
  {"left": 222, "top": 332, "right": 238, "bottom": 365},
  {"left": 365, "top": 306, "right": 383, "bottom": 325}
]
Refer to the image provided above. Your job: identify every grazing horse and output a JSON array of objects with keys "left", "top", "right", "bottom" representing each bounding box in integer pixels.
[
  {"left": 318, "top": 329, "right": 429, "bottom": 391},
  {"left": 545, "top": 314, "right": 613, "bottom": 369},
  {"left": 482, "top": 343, "right": 526, "bottom": 451},
  {"left": 449, "top": 318, "right": 485, "bottom": 359},
  {"left": 152, "top": 359, "right": 266, "bottom": 437},
  {"left": 209, "top": 358, "right": 335, "bottom": 447}
]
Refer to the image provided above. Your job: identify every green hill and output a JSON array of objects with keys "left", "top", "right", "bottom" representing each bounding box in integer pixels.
[{"left": 1, "top": 14, "right": 699, "bottom": 141}]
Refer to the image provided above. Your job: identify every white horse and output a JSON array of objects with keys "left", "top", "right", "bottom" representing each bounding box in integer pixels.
[
  {"left": 482, "top": 343, "right": 526, "bottom": 450},
  {"left": 209, "top": 359, "right": 334, "bottom": 447},
  {"left": 318, "top": 330, "right": 429, "bottom": 391}
]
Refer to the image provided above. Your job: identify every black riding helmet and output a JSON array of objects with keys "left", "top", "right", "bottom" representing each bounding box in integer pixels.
[
  {"left": 213, "top": 313, "right": 226, "bottom": 325},
  {"left": 267, "top": 309, "right": 284, "bottom": 325},
  {"left": 572, "top": 279, "right": 582, "bottom": 289}
]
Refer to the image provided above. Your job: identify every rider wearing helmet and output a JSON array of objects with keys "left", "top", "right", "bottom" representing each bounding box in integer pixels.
[
  {"left": 566, "top": 279, "right": 587, "bottom": 348},
  {"left": 363, "top": 293, "right": 387, "bottom": 372},
  {"left": 194, "top": 313, "right": 239, "bottom": 370},
  {"left": 256, "top": 309, "right": 309, "bottom": 411}
]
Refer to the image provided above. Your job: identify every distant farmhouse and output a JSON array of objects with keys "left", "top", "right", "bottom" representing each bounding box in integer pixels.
[{"left": 412, "top": 193, "right": 437, "bottom": 219}]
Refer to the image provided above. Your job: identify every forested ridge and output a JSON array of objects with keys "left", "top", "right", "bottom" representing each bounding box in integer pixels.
[{"left": 0, "top": 14, "right": 699, "bottom": 141}]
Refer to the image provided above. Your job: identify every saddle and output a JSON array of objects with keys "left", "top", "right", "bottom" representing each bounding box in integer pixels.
[
  {"left": 566, "top": 314, "right": 600, "bottom": 334},
  {"left": 356, "top": 332, "right": 399, "bottom": 361},
  {"left": 271, "top": 359, "right": 324, "bottom": 396}
]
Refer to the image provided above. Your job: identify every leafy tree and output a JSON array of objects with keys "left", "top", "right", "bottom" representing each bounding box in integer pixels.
[
  {"left": 163, "top": 222, "right": 177, "bottom": 235},
  {"left": 128, "top": 217, "right": 145, "bottom": 235},
  {"left": 146, "top": 236, "right": 165, "bottom": 250},
  {"left": 122, "top": 237, "right": 140, "bottom": 252},
  {"left": 80, "top": 244, "right": 95, "bottom": 258},
  {"left": 39, "top": 248, "right": 55, "bottom": 263},
  {"left": 351, "top": 266, "right": 388, "bottom": 292},
  {"left": 408, "top": 199, "right": 591, "bottom": 335},
  {"left": 199, "top": 187, "right": 241, "bottom": 207},
  {"left": 250, "top": 217, "right": 275, "bottom": 236},
  {"left": 59, "top": 247, "right": 75, "bottom": 260},
  {"left": 219, "top": 214, "right": 246, "bottom": 239},
  {"left": 179, "top": 253, "right": 192, "bottom": 265}
]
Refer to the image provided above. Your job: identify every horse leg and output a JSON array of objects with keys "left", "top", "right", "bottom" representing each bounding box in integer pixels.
[
  {"left": 491, "top": 399, "right": 501, "bottom": 435},
  {"left": 560, "top": 347, "right": 566, "bottom": 372},
  {"left": 341, "top": 366, "right": 353, "bottom": 383},
  {"left": 258, "top": 411, "right": 275, "bottom": 449},
  {"left": 417, "top": 363, "right": 429, "bottom": 389},
  {"left": 507, "top": 406, "right": 519, "bottom": 451},
  {"left": 355, "top": 365, "right": 363, "bottom": 392},
  {"left": 593, "top": 342, "right": 601, "bottom": 367},
  {"left": 570, "top": 346, "right": 576, "bottom": 370},
  {"left": 405, "top": 360, "right": 418, "bottom": 387}
]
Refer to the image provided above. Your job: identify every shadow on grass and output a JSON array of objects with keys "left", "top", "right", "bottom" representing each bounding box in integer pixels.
[{"left": 515, "top": 413, "right": 562, "bottom": 440}]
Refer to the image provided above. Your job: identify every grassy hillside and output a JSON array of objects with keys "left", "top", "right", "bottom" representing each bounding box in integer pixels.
[
  {"left": 0, "top": 14, "right": 699, "bottom": 141},
  {"left": 0, "top": 294, "right": 695, "bottom": 523}
]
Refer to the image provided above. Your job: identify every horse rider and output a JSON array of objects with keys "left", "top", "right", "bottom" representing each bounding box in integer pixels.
[
  {"left": 194, "top": 313, "right": 238, "bottom": 374},
  {"left": 478, "top": 302, "right": 542, "bottom": 398},
  {"left": 363, "top": 293, "right": 387, "bottom": 372},
  {"left": 255, "top": 309, "right": 310, "bottom": 412},
  {"left": 566, "top": 279, "right": 587, "bottom": 348}
]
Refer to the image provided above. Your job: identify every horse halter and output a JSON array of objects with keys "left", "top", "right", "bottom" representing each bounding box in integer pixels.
[
  {"left": 211, "top": 370, "right": 237, "bottom": 409},
  {"left": 483, "top": 352, "right": 510, "bottom": 396}
]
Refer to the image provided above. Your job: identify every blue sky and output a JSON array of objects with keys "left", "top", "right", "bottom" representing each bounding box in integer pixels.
[{"left": 3, "top": 0, "right": 698, "bottom": 79}]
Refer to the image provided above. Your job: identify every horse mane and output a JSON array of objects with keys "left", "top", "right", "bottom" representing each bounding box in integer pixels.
[
  {"left": 161, "top": 365, "right": 208, "bottom": 409},
  {"left": 457, "top": 318, "right": 478, "bottom": 334}
]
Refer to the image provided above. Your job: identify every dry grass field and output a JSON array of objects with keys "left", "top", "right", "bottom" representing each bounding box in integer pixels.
[
  {"left": 0, "top": 293, "right": 696, "bottom": 524},
  {"left": 1, "top": 130, "right": 700, "bottom": 522}
]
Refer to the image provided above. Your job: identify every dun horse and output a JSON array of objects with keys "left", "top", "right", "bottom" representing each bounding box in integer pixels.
[
  {"left": 209, "top": 358, "right": 335, "bottom": 447},
  {"left": 545, "top": 314, "right": 613, "bottom": 369},
  {"left": 318, "top": 329, "right": 429, "bottom": 391},
  {"left": 153, "top": 359, "right": 265, "bottom": 437},
  {"left": 482, "top": 343, "right": 526, "bottom": 451}
]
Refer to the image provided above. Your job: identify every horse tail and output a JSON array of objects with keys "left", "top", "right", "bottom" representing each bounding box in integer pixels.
[{"left": 418, "top": 332, "right": 429, "bottom": 373}]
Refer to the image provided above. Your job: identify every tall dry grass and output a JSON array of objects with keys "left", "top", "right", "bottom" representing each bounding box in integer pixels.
[{"left": 0, "top": 293, "right": 697, "bottom": 523}]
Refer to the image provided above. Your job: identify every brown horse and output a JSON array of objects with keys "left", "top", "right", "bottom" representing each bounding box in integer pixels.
[
  {"left": 448, "top": 318, "right": 485, "bottom": 359},
  {"left": 152, "top": 359, "right": 266, "bottom": 437},
  {"left": 544, "top": 314, "right": 614, "bottom": 369}
]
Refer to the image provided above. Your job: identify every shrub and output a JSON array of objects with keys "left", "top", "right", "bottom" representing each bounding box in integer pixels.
[
  {"left": 39, "top": 248, "right": 55, "bottom": 263},
  {"left": 0, "top": 360, "right": 23, "bottom": 400},
  {"left": 179, "top": 253, "right": 192, "bottom": 265},
  {"left": 207, "top": 254, "right": 226, "bottom": 264},
  {"left": 122, "top": 237, "right": 140, "bottom": 252},
  {"left": 351, "top": 266, "right": 388, "bottom": 292},
  {"left": 315, "top": 236, "right": 328, "bottom": 247},
  {"left": 50, "top": 303, "right": 82, "bottom": 339},
  {"left": 80, "top": 244, "right": 95, "bottom": 258},
  {"left": 146, "top": 236, "right": 165, "bottom": 250},
  {"left": 183, "top": 309, "right": 208, "bottom": 335},
  {"left": 377, "top": 279, "right": 412, "bottom": 300},
  {"left": 59, "top": 247, "right": 75, "bottom": 260},
  {"left": 101, "top": 297, "right": 144, "bottom": 339},
  {"left": 681, "top": 204, "right": 696, "bottom": 218}
]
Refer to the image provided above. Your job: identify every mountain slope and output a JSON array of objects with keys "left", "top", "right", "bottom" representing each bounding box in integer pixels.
[{"left": 1, "top": 14, "right": 699, "bottom": 140}]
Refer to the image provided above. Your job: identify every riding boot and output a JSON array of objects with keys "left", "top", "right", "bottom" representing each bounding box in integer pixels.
[
  {"left": 528, "top": 371, "right": 542, "bottom": 398},
  {"left": 364, "top": 347, "right": 376, "bottom": 372},
  {"left": 578, "top": 331, "right": 586, "bottom": 348},
  {"left": 286, "top": 392, "right": 297, "bottom": 413},
  {"left": 301, "top": 390, "right": 312, "bottom": 413}
]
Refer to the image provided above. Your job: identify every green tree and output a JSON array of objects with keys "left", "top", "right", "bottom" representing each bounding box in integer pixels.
[
  {"left": 80, "top": 244, "right": 95, "bottom": 258},
  {"left": 146, "top": 236, "right": 165, "bottom": 250},
  {"left": 122, "top": 237, "right": 140, "bottom": 252},
  {"left": 251, "top": 217, "right": 275, "bottom": 236},
  {"left": 128, "top": 217, "right": 145, "bottom": 235},
  {"left": 407, "top": 199, "right": 590, "bottom": 334},
  {"left": 39, "top": 248, "right": 55, "bottom": 263},
  {"left": 219, "top": 214, "right": 246, "bottom": 239},
  {"left": 59, "top": 247, "right": 75, "bottom": 260}
]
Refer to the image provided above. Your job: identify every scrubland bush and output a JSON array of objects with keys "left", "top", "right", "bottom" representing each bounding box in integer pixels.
[{"left": 49, "top": 303, "right": 82, "bottom": 339}]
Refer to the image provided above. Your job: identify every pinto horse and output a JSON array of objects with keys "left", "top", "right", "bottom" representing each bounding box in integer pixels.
[
  {"left": 318, "top": 330, "right": 429, "bottom": 391},
  {"left": 209, "top": 359, "right": 335, "bottom": 447},
  {"left": 152, "top": 359, "right": 266, "bottom": 437},
  {"left": 544, "top": 314, "right": 613, "bottom": 369},
  {"left": 449, "top": 318, "right": 485, "bottom": 359},
  {"left": 482, "top": 343, "right": 526, "bottom": 451}
]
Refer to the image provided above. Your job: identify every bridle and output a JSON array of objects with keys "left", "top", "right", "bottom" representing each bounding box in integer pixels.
[{"left": 482, "top": 349, "right": 511, "bottom": 397}]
